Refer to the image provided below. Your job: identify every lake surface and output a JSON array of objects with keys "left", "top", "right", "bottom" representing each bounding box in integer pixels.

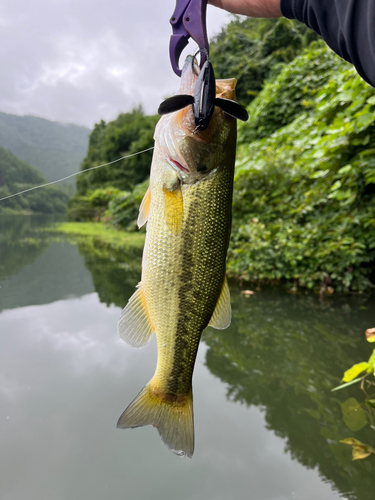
[{"left": 0, "top": 215, "right": 374, "bottom": 500}]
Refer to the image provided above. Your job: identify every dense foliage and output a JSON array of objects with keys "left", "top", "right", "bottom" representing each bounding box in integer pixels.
[
  {"left": 66, "top": 187, "right": 121, "bottom": 222},
  {"left": 69, "top": 107, "right": 156, "bottom": 226},
  {"left": 210, "top": 17, "right": 318, "bottom": 106},
  {"left": 0, "top": 112, "right": 90, "bottom": 185},
  {"left": 230, "top": 46, "right": 375, "bottom": 292},
  {"left": 0, "top": 145, "right": 70, "bottom": 214},
  {"left": 239, "top": 42, "right": 344, "bottom": 143},
  {"left": 76, "top": 107, "right": 158, "bottom": 194}
]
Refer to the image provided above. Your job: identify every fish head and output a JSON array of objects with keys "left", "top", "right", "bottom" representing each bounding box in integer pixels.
[{"left": 156, "top": 56, "right": 237, "bottom": 184}]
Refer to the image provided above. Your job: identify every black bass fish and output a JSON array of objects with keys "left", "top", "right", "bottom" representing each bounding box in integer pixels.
[{"left": 117, "top": 56, "right": 244, "bottom": 457}]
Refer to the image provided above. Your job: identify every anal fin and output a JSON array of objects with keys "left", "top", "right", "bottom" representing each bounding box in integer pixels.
[
  {"left": 208, "top": 277, "right": 231, "bottom": 330},
  {"left": 117, "top": 285, "right": 154, "bottom": 348}
]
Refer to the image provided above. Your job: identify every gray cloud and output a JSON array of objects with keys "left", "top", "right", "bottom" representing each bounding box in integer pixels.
[{"left": 0, "top": 1, "right": 230, "bottom": 127}]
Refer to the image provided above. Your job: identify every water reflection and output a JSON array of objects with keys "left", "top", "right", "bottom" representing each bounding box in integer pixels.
[
  {"left": 0, "top": 215, "right": 95, "bottom": 312},
  {"left": 203, "top": 290, "right": 375, "bottom": 500},
  {"left": 74, "top": 237, "right": 142, "bottom": 308},
  {"left": 0, "top": 215, "right": 52, "bottom": 283},
  {"left": 1, "top": 215, "right": 374, "bottom": 499}
]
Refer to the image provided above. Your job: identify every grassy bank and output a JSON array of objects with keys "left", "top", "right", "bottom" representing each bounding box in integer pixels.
[{"left": 46, "top": 221, "right": 145, "bottom": 249}]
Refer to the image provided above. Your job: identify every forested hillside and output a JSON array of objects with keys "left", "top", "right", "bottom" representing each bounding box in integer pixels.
[
  {"left": 0, "top": 145, "right": 70, "bottom": 214},
  {"left": 0, "top": 112, "right": 90, "bottom": 185},
  {"left": 69, "top": 17, "right": 375, "bottom": 293},
  {"left": 67, "top": 107, "right": 157, "bottom": 226}
]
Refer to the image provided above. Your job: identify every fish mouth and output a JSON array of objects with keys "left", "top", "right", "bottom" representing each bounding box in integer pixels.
[{"left": 168, "top": 157, "right": 189, "bottom": 174}]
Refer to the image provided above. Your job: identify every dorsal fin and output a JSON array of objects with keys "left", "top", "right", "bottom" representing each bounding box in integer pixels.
[
  {"left": 208, "top": 277, "right": 231, "bottom": 329},
  {"left": 158, "top": 95, "right": 194, "bottom": 115},
  {"left": 214, "top": 98, "right": 249, "bottom": 122},
  {"left": 137, "top": 187, "right": 151, "bottom": 228}
]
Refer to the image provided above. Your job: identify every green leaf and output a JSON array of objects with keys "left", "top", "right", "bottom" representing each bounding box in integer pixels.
[
  {"left": 338, "top": 165, "right": 352, "bottom": 175},
  {"left": 342, "top": 362, "right": 371, "bottom": 382},
  {"left": 340, "top": 438, "right": 375, "bottom": 460},
  {"left": 365, "top": 399, "right": 375, "bottom": 409},
  {"left": 341, "top": 398, "right": 367, "bottom": 432},
  {"left": 368, "top": 349, "right": 375, "bottom": 371},
  {"left": 330, "top": 180, "right": 342, "bottom": 191},
  {"left": 310, "top": 169, "right": 330, "bottom": 179}
]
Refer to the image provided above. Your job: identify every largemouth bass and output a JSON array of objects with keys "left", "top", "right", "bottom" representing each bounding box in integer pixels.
[{"left": 117, "top": 56, "right": 239, "bottom": 458}]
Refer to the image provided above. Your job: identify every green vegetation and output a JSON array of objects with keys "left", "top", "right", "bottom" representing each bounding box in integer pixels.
[
  {"left": 230, "top": 44, "right": 375, "bottom": 293},
  {"left": 49, "top": 221, "right": 145, "bottom": 249},
  {"left": 0, "top": 145, "right": 70, "bottom": 214},
  {"left": 76, "top": 107, "right": 157, "bottom": 194},
  {"left": 66, "top": 187, "right": 122, "bottom": 222},
  {"left": 0, "top": 111, "right": 90, "bottom": 185},
  {"left": 332, "top": 330, "right": 375, "bottom": 461},
  {"left": 67, "top": 17, "right": 375, "bottom": 293},
  {"left": 210, "top": 17, "right": 318, "bottom": 106},
  {"left": 68, "top": 107, "right": 156, "bottom": 226}
]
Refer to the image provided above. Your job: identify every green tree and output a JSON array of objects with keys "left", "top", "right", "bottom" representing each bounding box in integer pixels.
[
  {"left": 76, "top": 107, "right": 158, "bottom": 194},
  {"left": 210, "top": 16, "right": 319, "bottom": 106}
]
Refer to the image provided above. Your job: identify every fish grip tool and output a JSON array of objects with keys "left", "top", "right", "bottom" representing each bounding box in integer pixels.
[
  {"left": 163, "top": 0, "right": 249, "bottom": 130},
  {"left": 169, "top": 0, "right": 209, "bottom": 77}
]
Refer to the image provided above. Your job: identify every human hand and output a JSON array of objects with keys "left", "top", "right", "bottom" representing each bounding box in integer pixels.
[{"left": 208, "top": 0, "right": 282, "bottom": 18}]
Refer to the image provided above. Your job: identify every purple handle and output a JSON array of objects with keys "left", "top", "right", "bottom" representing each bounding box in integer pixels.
[{"left": 169, "top": 0, "right": 209, "bottom": 77}]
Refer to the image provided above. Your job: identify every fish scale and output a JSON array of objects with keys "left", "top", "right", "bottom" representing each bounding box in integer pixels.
[{"left": 117, "top": 56, "right": 238, "bottom": 457}]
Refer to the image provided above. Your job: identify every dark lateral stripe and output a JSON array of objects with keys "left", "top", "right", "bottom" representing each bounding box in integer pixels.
[
  {"left": 166, "top": 173, "right": 231, "bottom": 395},
  {"left": 167, "top": 202, "right": 196, "bottom": 395}
]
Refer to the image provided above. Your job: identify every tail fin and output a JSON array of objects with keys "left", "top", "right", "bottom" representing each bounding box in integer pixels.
[{"left": 117, "top": 384, "right": 194, "bottom": 458}]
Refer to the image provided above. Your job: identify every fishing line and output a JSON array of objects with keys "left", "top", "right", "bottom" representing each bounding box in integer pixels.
[{"left": 0, "top": 146, "right": 154, "bottom": 202}]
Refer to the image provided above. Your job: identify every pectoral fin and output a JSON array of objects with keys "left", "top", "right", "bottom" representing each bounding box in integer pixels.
[
  {"left": 117, "top": 285, "right": 154, "bottom": 348},
  {"left": 137, "top": 187, "right": 151, "bottom": 228},
  {"left": 208, "top": 277, "right": 231, "bottom": 329}
]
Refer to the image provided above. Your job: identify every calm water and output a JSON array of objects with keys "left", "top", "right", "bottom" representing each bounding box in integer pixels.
[{"left": 0, "top": 215, "right": 374, "bottom": 500}]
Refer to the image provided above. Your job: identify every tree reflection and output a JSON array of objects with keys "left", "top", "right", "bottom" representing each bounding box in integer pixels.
[
  {"left": 75, "top": 237, "right": 142, "bottom": 308},
  {"left": 0, "top": 215, "right": 53, "bottom": 282},
  {"left": 203, "top": 288, "right": 375, "bottom": 500}
]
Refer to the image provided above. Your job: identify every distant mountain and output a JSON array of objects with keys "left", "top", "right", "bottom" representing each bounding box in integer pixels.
[
  {"left": 0, "top": 112, "right": 91, "bottom": 185},
  {"left": 0, "top": 145, "right": 70, "bottom": 214}
]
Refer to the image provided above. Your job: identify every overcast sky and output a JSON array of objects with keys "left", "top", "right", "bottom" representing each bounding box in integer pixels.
[{"left": 0, "top": 1, "right": 232, "bottom": 128}]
